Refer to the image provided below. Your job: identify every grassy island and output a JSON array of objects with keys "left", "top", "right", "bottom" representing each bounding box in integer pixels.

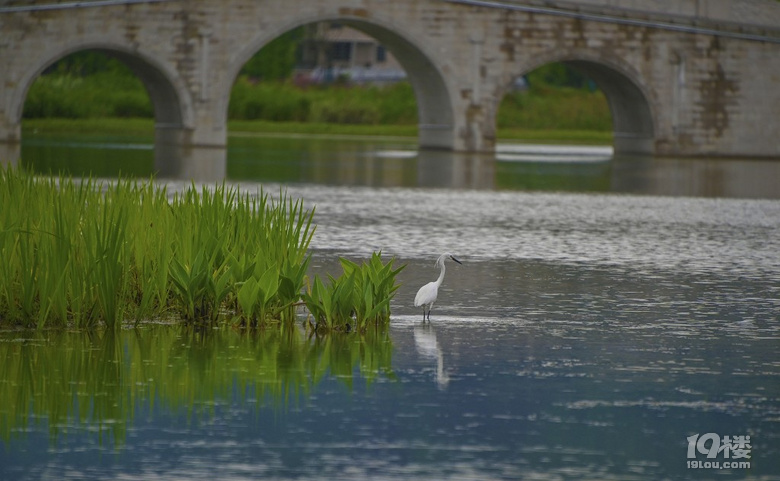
[{"left": 0, "top": 167, "right": 403, "bottom": 331}]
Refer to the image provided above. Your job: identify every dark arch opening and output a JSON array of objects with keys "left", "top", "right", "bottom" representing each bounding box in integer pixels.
[
  {"left": 342, "top": 20, "right": 454, "bottom": 149},
  {"left": 564, "top": 60, "right": 654, "bottom": 154},
  {"left": 21, "top": 48, "right": 190, "bottom": 176},
  {"left": 104, "top": 49, "right": 184, "bottom": 129},
  {"left": 230, "top": 19, "right": 454, "bottom": 151},
  {"left": 23, "top": 48, "right": 185, "bottom": 128},
  {"left": 499, "top": 60, "right": 654, "bottom": 155}
]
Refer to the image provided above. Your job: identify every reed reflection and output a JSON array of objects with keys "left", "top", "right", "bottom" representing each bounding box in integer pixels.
[
  {"left": 0, "top": 325, "right": 394, "bottom": 446},
  {"left": 0, "top": 330, "right": 127, "bottom": 445}
]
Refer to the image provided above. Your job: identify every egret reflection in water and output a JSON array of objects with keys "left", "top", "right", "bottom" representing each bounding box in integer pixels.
[{"left": 413, "top": 322, "right": 449, "bottom": 389}]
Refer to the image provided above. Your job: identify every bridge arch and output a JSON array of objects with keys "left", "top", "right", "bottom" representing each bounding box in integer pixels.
[
  {"left": 498, "top": 50, "right": 657, "bottom": 155},
  {"left": 12, "top": 40, "right": 194, "bottom": 144},
  {"left": 224, "top": 12, "right": 456, "bottom": 150}
]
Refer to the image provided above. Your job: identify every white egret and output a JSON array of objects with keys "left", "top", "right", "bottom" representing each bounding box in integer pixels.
[{"left": 414, "top": 252, "right": 462, "bottom": 321}]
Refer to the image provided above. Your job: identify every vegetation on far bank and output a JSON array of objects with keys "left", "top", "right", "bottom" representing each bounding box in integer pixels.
[
  {"left": 22, "top": 50, "right": 613, "bottom": 143},
  {"left": 22, "top": 117, "right": 612, "bottom": 145}
]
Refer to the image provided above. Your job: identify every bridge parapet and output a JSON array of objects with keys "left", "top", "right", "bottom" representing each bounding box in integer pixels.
[{"left": 471, "top": 0, "right": 780, "bottom": 37}]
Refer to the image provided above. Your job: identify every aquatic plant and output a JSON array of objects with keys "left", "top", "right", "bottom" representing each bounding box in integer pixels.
[
  {"left": 341, "top": 254, "right": 405, "bottom": 326},
  {"left": 303, "top": 252, "right": 404, "bottom": 333},
  {"left": 0, "top": 167, "right": 407, "bottom": 330},
  {"left": 0, "top": 167, "right": 317, "bottom": 328}
]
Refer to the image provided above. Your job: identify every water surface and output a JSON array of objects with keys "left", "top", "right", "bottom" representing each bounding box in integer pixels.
[
  {"left": 17, "top": 130, "right": 780, "bottom": 198},
  {"left": 2, "top": 132, "right": 779, "bottom": 480}
]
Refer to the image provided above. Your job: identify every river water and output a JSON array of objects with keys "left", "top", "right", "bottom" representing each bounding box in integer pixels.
[{"left": 1, "top": 132, "right": 779, "bottom": 480}]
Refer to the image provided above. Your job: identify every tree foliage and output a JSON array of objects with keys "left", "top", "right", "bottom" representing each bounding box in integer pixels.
[
  {"left": 526, "top": 63, "right": 594, "bottom": 90},
  {"left": 240, "top": 28, "right": 304, "bottom": 81},
  {"left": 43, "top": 50, "right": 132, "bottom": 77}
]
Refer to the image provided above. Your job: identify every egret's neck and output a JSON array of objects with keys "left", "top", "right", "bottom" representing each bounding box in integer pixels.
[{"left": 435, "top": 260, "right": 446, "bottom": 286}]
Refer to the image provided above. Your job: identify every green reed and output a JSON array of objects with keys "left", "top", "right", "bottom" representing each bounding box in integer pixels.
[
  {"left": 303, "top": 252, "right": 404, "bottom": 333},
  {"left": 0, "top": 167, "right": 318, "bottom": 328}
]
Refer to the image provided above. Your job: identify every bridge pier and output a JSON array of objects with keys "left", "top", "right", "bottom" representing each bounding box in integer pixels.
[
  {"left": 0, "top": 143, "right": 20, "bottom": 167},
  {"left": 0, "top": 119, "right": 21, "bottom": 166},
  {"left": 153, "top": 124, "right": 226, "bottom": 181},
  {"left": 418, "top": 124, "right": 455, "bottom": 151},
  {"left": 613, "top": 133, "right": 655, "bottom": 156},
  {"left": 417, "top": 149, "right": 495, "bottom": 188}
]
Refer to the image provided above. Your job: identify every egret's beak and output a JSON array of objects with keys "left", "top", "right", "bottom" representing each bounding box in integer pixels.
[{"left": 451, "top": 255, "right": 462, "bottom": 265}]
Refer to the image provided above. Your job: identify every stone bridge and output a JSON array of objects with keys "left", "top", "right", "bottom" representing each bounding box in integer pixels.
[{"left": 1, "top": 0, "right": 779, "bottom": 172}]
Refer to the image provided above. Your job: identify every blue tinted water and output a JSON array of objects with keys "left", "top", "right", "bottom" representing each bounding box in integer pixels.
[{"left": 2, "top": 134, "right": 779, "bottom": 480}]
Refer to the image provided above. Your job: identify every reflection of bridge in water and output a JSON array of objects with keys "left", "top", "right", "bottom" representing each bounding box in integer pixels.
[
  {"left": 401, "top": 146, "right": 780, "bottom": 198},
  {"left": 1, "top": 0, "right": 780, "bottom": 173},
  {"left": 16, "top": 130, "right": 780, "bottom": 198}
]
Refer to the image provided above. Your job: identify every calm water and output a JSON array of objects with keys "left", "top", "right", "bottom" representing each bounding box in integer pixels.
[
  {"left": 1, "top": 133, "right": 780, "bottom": 480},
  {"left": 14, "top": 130, "right": 780, "bottom": 197}
]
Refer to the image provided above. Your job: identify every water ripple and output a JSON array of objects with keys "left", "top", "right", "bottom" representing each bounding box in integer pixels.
[{"left": 278, "top": 184, "right": 780, "bottom": 279}]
